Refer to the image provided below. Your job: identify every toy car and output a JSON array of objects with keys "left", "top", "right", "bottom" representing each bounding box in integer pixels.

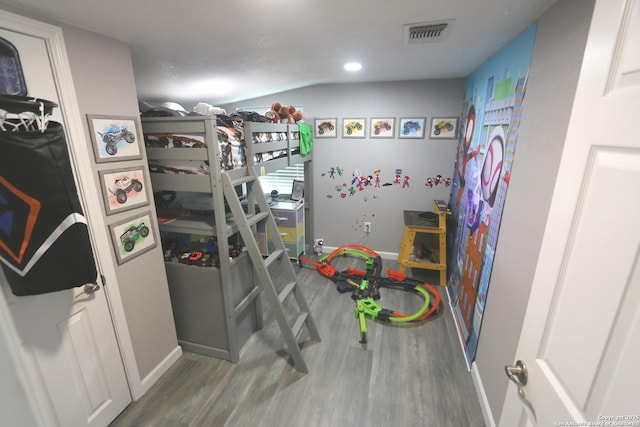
[
  {"left": 178, "top": 251, "right": 192, "bottom": 264},
  {"left": 432, "top": 120, "right": 454, "bottom": 135},
  {"left": 111, "top": 176, "right": 143, "bottom": 204},
  {"left": 403, "top": 121, "right": 422, "bottom": 135},
  {"left": 198, "top": 252, "right": 218, "bottom": 267},
  {"left": 120, "top": 223, "right": 150, "bottom": 252},
  {"left": 99, "top": 124, "right": 136, "bottom": 156},
  {"left": 345, "top": 121, "right": 363, "bottom": 135},
  {"left": 317, "top": 121, "right": 334, "bottom": 135},
  {"left": 373, "top": 121, "right": 392, "bottom": 135}
]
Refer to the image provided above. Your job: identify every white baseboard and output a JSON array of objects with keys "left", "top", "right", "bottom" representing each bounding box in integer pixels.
[
  {"left": 135, "top": 345, "right": 182, "bottom": 400},
  {"left": 471, "top": 361, "right": 497, "bottom": 427}
]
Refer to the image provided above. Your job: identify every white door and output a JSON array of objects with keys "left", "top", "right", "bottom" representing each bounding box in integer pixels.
[
  {"left": 500, "top": 0, "right": 640, "bottom": 425},
  {"left": 0, "top": 14, "right": 131, "bottom": 427}
]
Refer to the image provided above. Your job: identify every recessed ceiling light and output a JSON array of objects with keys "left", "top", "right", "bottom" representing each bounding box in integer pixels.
[{"left": 344, "top": 62, "right": 362, "bottom": 72}]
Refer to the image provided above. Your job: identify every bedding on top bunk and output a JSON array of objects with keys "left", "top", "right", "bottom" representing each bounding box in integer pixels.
[{"left": 144, "top": 112, "right": 294, "bottom": 174}]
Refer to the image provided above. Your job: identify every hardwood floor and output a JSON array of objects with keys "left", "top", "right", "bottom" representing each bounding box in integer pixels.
[{"left": 110, "top": 257, "right": 486, "bottom": 427}]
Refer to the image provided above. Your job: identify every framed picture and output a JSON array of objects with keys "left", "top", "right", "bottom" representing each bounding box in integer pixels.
[
  {"left": 314, "top": 118, "right": 337, "bottom": 138},
  {"left": 99, "top": 166, "right": 150, "bottom": 215},
  {"left": 109, "top": 212, "right": 157, "bottom": 265},
  {"left": 430, "top": 117, "right": 459, "bottom": 139},
  {"left": 290, "top": 179, "right": 304, "bottom": 201},
  {"left": 369, "top": 117, "right": 395, "bottom": 138},
  {"left": 88, "top": 114, "right": 143, "bottom": 163},
  {"left": 398, "top": 117, "right": 426, "bottom": 139},
  {"left": 342, "top": 118, "right": 366, "bottom": 138}
]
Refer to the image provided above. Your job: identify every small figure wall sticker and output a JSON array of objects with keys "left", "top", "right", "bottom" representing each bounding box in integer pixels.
[
  {"left": 323, "top": 166, "right": 344, "bottom": 179},
  {"left": 393, "top": 169, "right": 402, "bottom": 185},
  {"left": 425, "top": 174, "right": 452, "bottom": 188}
]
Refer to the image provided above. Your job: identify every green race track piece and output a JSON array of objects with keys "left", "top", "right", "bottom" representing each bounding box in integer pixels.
[{"left": 388, "top": 285, "right": 431, "bottom": 322}]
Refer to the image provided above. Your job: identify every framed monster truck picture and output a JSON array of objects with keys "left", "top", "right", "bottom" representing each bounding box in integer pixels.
[
  {"left": 108, "top": 211, "right": 157, "bottom": 264},
  {"left": 429, "top": 117, "right": 459, "bottom": 139},
  {"left": 99, "top": 166, "right": 150, "bottom": 215},
  {"left": 369, "top": 117, "right": 395, "bottom": 138},
  {"left": 314, "top": 118, "right": 337, "bottom": 138},
  {"left": 342, "top": 118, "right": 366, "bottom": 138},
  {"left": 398, "top": 117, "right": 426, "bottom": 139},
  {"left": 88, "top": 114, "right": 143, "bottom": 163}
]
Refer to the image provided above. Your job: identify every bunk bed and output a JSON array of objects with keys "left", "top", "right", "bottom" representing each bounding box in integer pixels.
[{"left": 141, "top": 114, "right": 309, "bottom": 362}]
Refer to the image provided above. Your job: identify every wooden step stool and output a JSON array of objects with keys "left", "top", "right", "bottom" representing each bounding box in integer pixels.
[{"left": 397, "top": 200, "right": 449, "bottom": 286}]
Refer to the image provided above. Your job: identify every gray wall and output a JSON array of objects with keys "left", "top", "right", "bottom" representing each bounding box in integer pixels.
[
  {"left": 223, "top": 79, "right": 465, "bottom": 254},
  {"left": 60, "top": 24, "right": 178, "bottom": 379},
  {"left": 473, "top": 0, "right": 595, "bottom": 422}
]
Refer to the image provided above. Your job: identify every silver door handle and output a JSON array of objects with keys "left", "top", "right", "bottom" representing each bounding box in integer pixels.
[
  {"left": 505, "top": 360, "right": 536, "bottom": 423},
  {"left": 505, "top": 360, "right": 528, "bottom": 386},
  {"left": 75, "top": 282, "right": 100, "bottom": 299}
]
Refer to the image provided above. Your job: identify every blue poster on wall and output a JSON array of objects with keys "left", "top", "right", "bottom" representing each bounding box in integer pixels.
[{"left": 447, "top": 23, "right": 537, "bottom": 366}]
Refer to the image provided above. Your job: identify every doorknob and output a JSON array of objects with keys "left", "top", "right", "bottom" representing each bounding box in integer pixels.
[
  {"left": 505, "top": 359, "right": 528, "bottom": 386},
  {"left": 505, "top": 360, "right": 536, "bottom": 423},
  {"left": 75, "top": 282, "right": 100, "bottom": 299}
]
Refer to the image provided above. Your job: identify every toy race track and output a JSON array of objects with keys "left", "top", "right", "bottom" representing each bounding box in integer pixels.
[{"left": 300, "top": 244, "right": 442, "bottom": 347}]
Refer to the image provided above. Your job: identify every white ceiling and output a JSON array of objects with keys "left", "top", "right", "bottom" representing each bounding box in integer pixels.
[{"left": 0, "top": 0, "right": 558, "bottom": 107}]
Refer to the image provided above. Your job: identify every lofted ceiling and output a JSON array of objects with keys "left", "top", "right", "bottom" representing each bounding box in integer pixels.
[{"left": 0, "top": 0, "right": 558, "bottom": 108}]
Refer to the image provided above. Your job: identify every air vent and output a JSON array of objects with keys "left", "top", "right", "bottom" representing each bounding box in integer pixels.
[{"left": 404, "top": 20, "right": 454, "bottom": 44}]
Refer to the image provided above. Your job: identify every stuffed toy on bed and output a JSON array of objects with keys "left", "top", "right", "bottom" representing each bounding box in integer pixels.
[
  {"left": 291, "top": 110, "right": 304, "bottom": 123},
  {"left": 265, "top": 103, "right": 281, "bottom": 123}
]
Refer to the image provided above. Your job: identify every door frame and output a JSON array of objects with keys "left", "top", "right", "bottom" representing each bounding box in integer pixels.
[{"left": 0, "top": 7, "right": 142, "bottom": 421}]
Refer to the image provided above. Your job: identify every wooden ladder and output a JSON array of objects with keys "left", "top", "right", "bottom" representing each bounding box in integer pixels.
[{"left": 221, "top": 169, "right": 320, "bottom": 373}]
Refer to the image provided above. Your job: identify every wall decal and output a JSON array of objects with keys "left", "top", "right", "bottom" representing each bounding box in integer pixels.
[{"left": 447, "top": 24, "right": 537, "bottom": 367}]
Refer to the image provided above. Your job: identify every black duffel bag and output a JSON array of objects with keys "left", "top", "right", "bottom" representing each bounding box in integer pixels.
[{"left": 0, "top": 117, "right": 98, "bottom": 296}]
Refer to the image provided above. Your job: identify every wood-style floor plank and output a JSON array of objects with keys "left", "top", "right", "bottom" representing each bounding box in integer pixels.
[{"left": 110, "top": 258, "right": 485, "bottom": 427}]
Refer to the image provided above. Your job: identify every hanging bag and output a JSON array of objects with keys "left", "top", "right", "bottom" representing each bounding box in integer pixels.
[{"left": 0, "top": 95, "right": 97, "bottom": 296}]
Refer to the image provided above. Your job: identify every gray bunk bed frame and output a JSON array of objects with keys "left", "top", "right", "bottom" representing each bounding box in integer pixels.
[{"left": 141, "top": 115, "right": 309, "bottom": 364}]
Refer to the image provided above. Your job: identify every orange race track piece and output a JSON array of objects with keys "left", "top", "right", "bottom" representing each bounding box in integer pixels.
[
  {"left": 386, "top": 267, "right": 406, "bottom": 281},
  {"left": 299, "top": 256, "right": 337, "bottom": 279}
]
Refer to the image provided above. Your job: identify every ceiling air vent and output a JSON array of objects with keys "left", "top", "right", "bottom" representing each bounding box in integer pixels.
[{"left": 404, "top": 20, "right": 454, "bottom": 44}]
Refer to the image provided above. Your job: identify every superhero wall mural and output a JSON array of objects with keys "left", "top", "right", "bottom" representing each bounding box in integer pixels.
[{"left": 447, "top": 24, "right": 537, "bottom": 366}]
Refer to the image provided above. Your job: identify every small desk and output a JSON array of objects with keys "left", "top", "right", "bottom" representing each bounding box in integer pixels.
[{"left": 397, "top": 200, "right": 449, "bottom": 286}]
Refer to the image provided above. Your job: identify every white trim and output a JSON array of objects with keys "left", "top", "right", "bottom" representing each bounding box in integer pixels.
[
  {"left": 447, "top": 291, "right": 472, "bottom": 370},
  {"left": 138, "top": 345, "right": 182, "bottom": 398},
  {"left": 471, "top": 361, "right": 497, "bottom": 427}
]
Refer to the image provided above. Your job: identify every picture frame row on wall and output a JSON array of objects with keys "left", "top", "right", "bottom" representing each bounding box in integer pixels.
[
  {"left": 313, "top": 116, "right": 459, "bottom": 140},
  {"left": 87, "top": 114, "right": 157, "bottom": 265}
]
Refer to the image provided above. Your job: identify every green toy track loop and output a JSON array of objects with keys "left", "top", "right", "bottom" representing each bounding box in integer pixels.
[{"left": 388, "top": 284, "right": 431, "bottom": 322}]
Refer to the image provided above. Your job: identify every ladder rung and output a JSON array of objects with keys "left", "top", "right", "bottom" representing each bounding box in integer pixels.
[
  {"left": 264, "top": 249, "right": 285, "bottom": 269},
  {"left": 291, "top": 312, "right": 309, "bottom": 339},
  {"left": 230, "top": 175, "right": 256, "bottom": 187},
  {"left": 247, "top": 211, "right": 269, "bottom": 227},
  {"left": 278, "top": 281, "right": 297, "bottom": 303},
  {"left": 234, "top": 286, "right": 262, "bottom": 316}
]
